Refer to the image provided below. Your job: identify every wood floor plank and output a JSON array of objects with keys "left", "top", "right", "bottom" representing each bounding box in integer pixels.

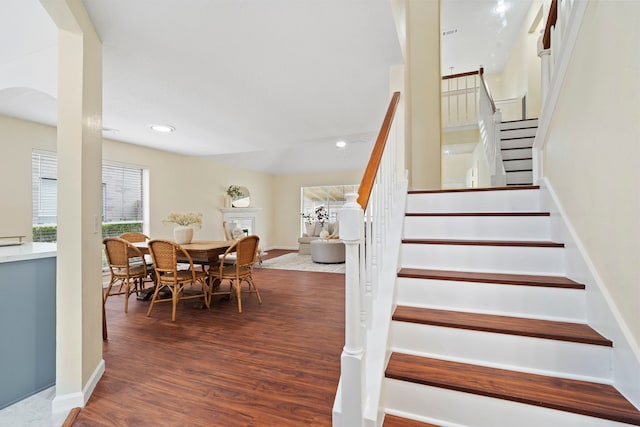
[
  {"left": 397, "top": 268, "right": 585, "bottom": 289},
  {"left": 78, "top": 268, "right": 344, "bottom": 426},
  {"left": 386, "top": 353, "right": 640, "bottom": 426},
  {"left": 393, "top": 306, "right": 612, "bottom": 346}
]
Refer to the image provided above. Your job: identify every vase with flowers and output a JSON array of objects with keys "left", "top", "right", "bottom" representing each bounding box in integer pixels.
[
  {"left": 163, "top": 212, "right": 203, "bottom": 244},
  {"left": 300, "top": 206, "right": 329, "bottom": 236}
]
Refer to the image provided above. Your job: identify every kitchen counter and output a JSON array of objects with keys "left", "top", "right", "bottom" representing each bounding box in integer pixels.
[{"left": 0, "top": 242, "right": 56, "bottom": 409}]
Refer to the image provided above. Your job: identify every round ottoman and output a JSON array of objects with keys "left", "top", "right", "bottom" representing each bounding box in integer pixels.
[{"left": 310, "top": 239, "right": 345, "bottom": 264}]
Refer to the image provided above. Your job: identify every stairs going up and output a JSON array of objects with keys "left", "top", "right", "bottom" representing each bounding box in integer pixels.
[
  {"left": 500, "top": 119, "right": 537, "bottom": 186},
  {"left": 382, "top": 186, "right": 640, "bottom": 427}
]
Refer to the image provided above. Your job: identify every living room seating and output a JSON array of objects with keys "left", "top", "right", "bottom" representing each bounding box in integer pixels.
[
  {"left": 298, "top": 221, "right": 339, "bottom": 254},
  {"left": 310, "top": 239, "right": 345, "bottom": 264}
]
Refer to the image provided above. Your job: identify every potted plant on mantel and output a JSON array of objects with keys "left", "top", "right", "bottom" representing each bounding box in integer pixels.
[
  {"left": 226, "top": 185, "right": 243, "bottom": 208},
  {"left": 163, "top": 212, "right": 202, "bottom": 244}
]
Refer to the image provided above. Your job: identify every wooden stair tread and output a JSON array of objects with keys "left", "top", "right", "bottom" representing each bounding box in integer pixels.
[
  {"left": 383, "top": 414, "right": 439, "bottom": 427},
  {"left": 398, "top": 268, "right": 585, "bottom": 289},
  {"left": 386, "top": 354, "right": 640, "bottom": 426},
  {"left": 392, "top": 306, "right": 612, "bottom": 346},
  {"left": 408, "top": 185, "right": 538, "bottom": 194},
  {"left": 402, "top": 239, "right": 564, "bottom": 248},
  {"left": 405, "top": 212, "right": 549, "bottom": 217}
]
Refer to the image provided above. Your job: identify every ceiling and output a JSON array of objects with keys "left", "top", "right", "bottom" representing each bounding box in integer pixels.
[{"left": 0, "top": 0, "right": 532, "bottom": 175}]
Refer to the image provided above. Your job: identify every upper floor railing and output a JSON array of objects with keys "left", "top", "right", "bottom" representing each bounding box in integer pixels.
[
  {"left": 538, "top": 0, "right": 580, "bottom": 105},
  {"left": 477, "top": 67, "right": 505, "bottom": 186},
  {"left": 333, "top": 91, "right": 407, "bottom": 427},
  {"left": 442, "top": 70, "right": 479, "bottom": 128},
  {"left": 534, "top": 0, "right": 587, "bottom": 181}
]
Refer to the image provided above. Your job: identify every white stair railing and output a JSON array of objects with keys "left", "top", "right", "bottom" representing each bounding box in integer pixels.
[
  {"left": 478, "top": 67, "right": 505, "bottom": 186},
  {"left": 534, "top": 0, "right": 587, "bottom": 182},
  {"left": 442, "top": 70, "right": 480, "bottom": 128},
  {"left": 332, "top": 92, "right": 407, "bottom": 427}
]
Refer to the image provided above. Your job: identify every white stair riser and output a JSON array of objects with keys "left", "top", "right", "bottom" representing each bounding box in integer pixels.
[
  {"left": 383, "top": 379, "right": 631, "bottom": 427},
  {"left": 501, "top": 137, "right": 534, "bottom": 150},
  {"left": 396, "top": 277, "right": 586, "bottom": 321},
  {"left": 403, "top": 215, "right": 550, "bottom": 241},
  {"left": 390, "top": 322, "right": 612, "bottom": 381},
  {"left": 503, "top": 159, "right": 533, "bottom": 171},
  {"left": 500, "top": 127, "right": 538, "bottom": 139},
  {"left": 501, "top": 148, "right": 532, "bottom": 160},
  {"left": 401, "top": 244, "right": 565, "bottom": 275},
  {"left": 507, "top": 170, "right": 533, "bottom": 185},
  {"left": 406, "top": 189, "right": 540, "bottom": 213},
  {"left": 500, "top": 119, "right": 538, "bottom": 130}
]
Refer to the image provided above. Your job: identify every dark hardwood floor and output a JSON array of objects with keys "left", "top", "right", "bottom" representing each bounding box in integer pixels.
[{"left": 79, "top": 256, "right": 343, "bottom": 426}]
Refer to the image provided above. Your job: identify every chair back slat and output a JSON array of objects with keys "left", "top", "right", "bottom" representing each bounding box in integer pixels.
[
  {"left": 103, "top": 237, "right": 131, "bottom": 268},
  {"left": 235, "top": 235, "right": 259, "bottom": 267},
  {"left": 120, "top": 232, "right": 149, "bottom": 243},
  {"left": 148, "top": 239, "right": 178, "bottom": 274}
]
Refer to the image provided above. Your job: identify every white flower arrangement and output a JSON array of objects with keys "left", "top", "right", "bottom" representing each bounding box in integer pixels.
[{"left": 162, "top": 212, "right": 203, "bottom": 228}]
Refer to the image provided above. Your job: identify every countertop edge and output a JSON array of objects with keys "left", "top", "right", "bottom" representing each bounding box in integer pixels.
[{"left": 0, "top": 243, "right": 57, "bottom": 264}]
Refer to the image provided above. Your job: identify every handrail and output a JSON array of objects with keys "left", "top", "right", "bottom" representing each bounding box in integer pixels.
[
  {"left": 334, "top": 89, "right": 407, "bottom": 426},
  {"left": 542, "top": 0, "right": 558, "bottom": 49},
  {"left": 442, "top": 70, "right": 479, "bottom": 80},
  {"left": 478, "top": 67, "right": 496, "bottom": 113},
  {"left": 357, "top": 91, "right": 401, "bottom": 210}
]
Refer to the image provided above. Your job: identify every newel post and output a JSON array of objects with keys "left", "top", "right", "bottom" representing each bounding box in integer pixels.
[
  {"left": 339, "top": 192, "right": 365, "bottom": 426},
  {"left": 538, "top": 33, "right": 551, "bottom": 104}
]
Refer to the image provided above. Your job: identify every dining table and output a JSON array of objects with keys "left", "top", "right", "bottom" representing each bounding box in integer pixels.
[
  {"left": 132, "top": 239, "right": 234, "bottom": 300},
  {"left": 133, "top": 239, "right": 231, "bottom": 265}
]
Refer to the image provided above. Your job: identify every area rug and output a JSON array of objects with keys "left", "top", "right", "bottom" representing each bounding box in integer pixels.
[{"left": 260, "top": 253, "right": 345, "bottom": 274}]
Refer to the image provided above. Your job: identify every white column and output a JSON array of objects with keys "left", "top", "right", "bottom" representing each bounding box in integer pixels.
[
  {"left": 339, "top": 193, "right": 365, "bottom": 427},
  {"left": 40, "top": 0, "right": 104, "bottom": 414}
]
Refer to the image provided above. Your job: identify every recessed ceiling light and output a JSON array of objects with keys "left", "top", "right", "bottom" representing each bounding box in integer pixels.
[
  {"left": 336, "top": 141, "right": 347, "bottom": 148},
  {"left": 150, "top": 124, "right": 175, "bottom": 133}
]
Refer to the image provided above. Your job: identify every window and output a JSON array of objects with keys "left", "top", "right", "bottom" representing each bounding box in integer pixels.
[
  {"left": 32, "top": 151, "right": 145, "bottom": 242},
  {"left": 300, "top": 184, "right": 359, "bottom": 233}
]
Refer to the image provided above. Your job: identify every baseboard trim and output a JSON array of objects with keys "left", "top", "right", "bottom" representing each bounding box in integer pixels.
[
  {"left": 52, "top": 358, "right": 105, "bottom": 414},
  {"left": 539, "top": 178, "right": 640, "bottom": 407},
  {"left": 266, "top": 245, "right": 298, "bottom": 251}
]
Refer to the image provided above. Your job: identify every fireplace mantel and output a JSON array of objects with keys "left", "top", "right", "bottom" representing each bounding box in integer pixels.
[
  {"left": 219, "top": 207, "right": 262, "bottom": 237},
  {"left": 219, "top": 208, "right": 261, "bottom": 215}
]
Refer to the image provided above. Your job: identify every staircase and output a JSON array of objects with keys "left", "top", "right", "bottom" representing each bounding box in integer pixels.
[
  {"left": 381, "top": 186, "right": 640, "bottom": 427},
  {"left": 500, "top": 119, "right": 537, "bottom": 186}
]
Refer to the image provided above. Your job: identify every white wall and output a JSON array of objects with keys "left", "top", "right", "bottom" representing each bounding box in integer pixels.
[
  {"left": 0, "top": 115, "right": 275, "bottom": 248},
  {"left": 541, "top": 0, "right": 640, "bottom": 351},
  {"left": 486, "top": 1, "right": 544, "bottom": 120}
]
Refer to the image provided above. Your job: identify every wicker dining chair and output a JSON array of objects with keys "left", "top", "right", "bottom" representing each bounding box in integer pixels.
[
  {"left": 209, "top": 235, "right": 261, "bottom": 312},
  {"left": 120, "top": 231, "right": 155, "bottom": 277},
  {"left": 119, "top": 232, "right": 150, "bottom": 243},
  {"left": 221, "top": 221, "right": 263, "bottom": 266},
  {"left": 103, "top": 237, "right": 150, "bottom": 313},
  {"left": 147, "top": 239, "right": 209, "bottom": 322}
]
